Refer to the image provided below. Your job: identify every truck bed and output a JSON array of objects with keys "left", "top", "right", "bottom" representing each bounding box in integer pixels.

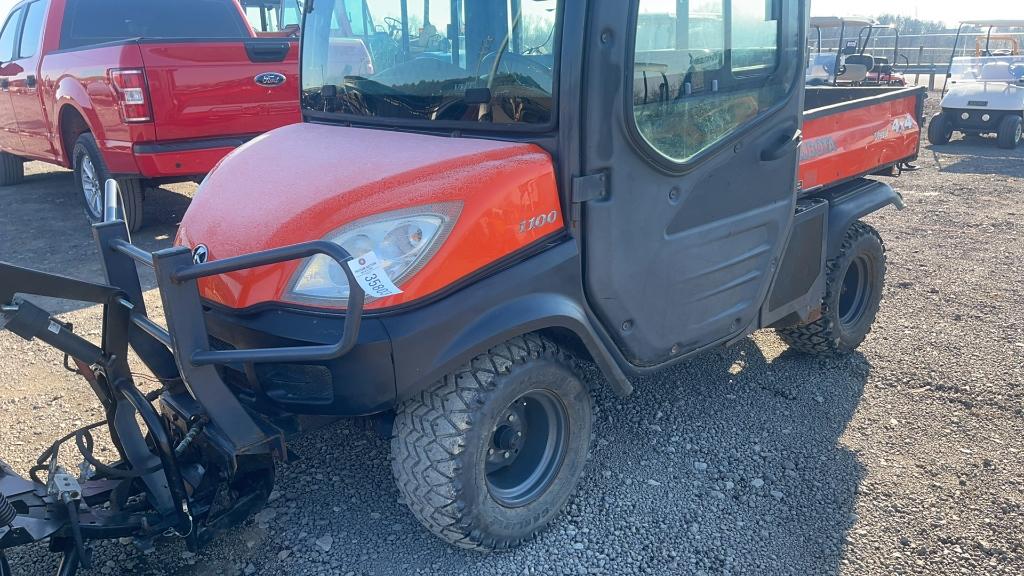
[{"left": 799, "top": 86, "right": 927, "bottom": 193}]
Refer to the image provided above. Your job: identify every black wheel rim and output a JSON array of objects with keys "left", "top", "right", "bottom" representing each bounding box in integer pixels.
[
  {"left": 485, "top": 389, "right": 569, "bottom": 508},
  {"left": 838, "top": 255, "right": 872, "bottom": 329}
]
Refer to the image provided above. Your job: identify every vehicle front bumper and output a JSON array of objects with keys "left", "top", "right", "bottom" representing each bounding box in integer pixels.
[
  {"left": 943, "top": 107, "right": 1013, "bottom": 133},
  {"left": 204, "top": 305, "right": 397, "bottom": 417},
  {"left": 199, "top": 238, "right": 595, "bottom": 418}
]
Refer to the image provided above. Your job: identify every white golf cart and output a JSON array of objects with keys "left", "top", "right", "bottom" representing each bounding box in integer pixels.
[{"left": 929, "top": 20, "right": 1024, "bottom": 149}]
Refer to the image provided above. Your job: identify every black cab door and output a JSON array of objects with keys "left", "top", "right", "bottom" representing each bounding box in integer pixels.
[{"left": 579, "top": 0, "right": 806, "bottom": 367}]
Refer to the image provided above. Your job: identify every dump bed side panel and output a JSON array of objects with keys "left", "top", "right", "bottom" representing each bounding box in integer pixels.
[{"left": 799, "top": 87, "right": 925, "bottom": 193}]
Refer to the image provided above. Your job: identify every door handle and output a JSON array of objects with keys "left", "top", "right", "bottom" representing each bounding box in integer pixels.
[
  {"left": 244, "top": 41, "right": 291, "bottom": 63},
  {"left": 26, "top": 75, "right": 35, "bottom": 88},
  {"left": 761, "top": 130, "right": 803, "bottom": 162}
]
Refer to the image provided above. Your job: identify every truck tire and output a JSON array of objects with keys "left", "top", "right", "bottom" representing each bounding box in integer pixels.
[
  {"left": 391, "top": 334, "right": 593, "bottom": 551},
  {"left": 997, "top": 115, "right": 1023, "bottom": 150},
  {"left": 0, "top": 151, "right": 24, "bottom": 186},
  {"left": 927, "top": 112, "right": 953, "bottom": 145},
  {"left": 778, "top": 221, "right": 886, "bottom": 356},
  {"left": 72, "top": 133, "right": 144, "bottom": 232}
]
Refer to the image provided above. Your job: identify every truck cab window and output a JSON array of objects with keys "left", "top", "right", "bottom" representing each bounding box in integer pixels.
[
  {"left": 18, "top": 0, "right": 49, "bottom": 59},
  {"left": 632, "top": 0, "right": 792, "bottom": 162},
  {"left": 302, "top": 0, "right": 560, "bottom": 126},
  {"left": 61, "top": 0, "right": 249, "bottom": 49},
  {"left": 0, "top": 7, "right": 22, "bottom": 62}
]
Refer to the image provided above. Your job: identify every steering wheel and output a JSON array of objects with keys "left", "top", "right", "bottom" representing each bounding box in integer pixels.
[
  {"left": 481, "top": 52, "right": 554, "bottom": 93},
  {"left": 383, "top": 16, "right": 403, "bottom": 38}
]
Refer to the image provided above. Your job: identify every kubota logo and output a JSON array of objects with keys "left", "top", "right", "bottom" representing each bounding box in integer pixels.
[
  {"left": 254, "top": 72, "right": 286, "bottom": 87},
  {"left": 192, "top": 244, "right": 209, "bottom": 265}
]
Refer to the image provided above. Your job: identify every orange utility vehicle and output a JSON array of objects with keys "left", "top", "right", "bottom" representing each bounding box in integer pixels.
[{"left": 0, "top": 1, "right": 924, "bottom": 572}]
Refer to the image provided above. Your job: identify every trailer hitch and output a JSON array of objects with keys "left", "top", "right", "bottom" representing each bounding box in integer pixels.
[{"left": 0, "top": 213, "right": 365, "bottom": 575}]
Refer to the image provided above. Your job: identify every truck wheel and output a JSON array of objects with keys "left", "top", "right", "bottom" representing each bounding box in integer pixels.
[
  {"left": 391, "top": 334, "right": 592, "bottom": 551},
  {"left": 0, "top": 151, "right": 24, "bottom": 186},
  {"left": 778, "top": 222, "right": 886, "bottom": 356},
  {"left": 72, "top": 133, "right": 144, "bottom": 232},
  {"left": 997, "top": 115, "right": 1023, "bottom": 149},
  {"left": 927, "top": 112, "right": 953, "bottom": 145}
]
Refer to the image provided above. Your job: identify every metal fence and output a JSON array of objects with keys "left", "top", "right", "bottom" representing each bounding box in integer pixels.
[{"left": 812, "top": 31, "right": 1024, "bottom": 89}]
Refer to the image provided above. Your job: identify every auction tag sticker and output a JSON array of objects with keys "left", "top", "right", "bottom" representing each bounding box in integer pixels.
[{"left": 346, "top": 251, "right": 403, "bottom": 298}]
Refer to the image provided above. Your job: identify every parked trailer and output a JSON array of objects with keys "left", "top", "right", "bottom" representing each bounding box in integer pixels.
[{"left": 1, "top": 1, "right": 923, "bottom": 573}]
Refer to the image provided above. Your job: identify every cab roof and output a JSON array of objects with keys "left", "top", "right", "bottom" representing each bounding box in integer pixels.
[
  {"left": 961, "top": 20, "right": 1024, "bottom": 28},
  {"left": 809, "top": 16, "right": 877, "bottom": 29}
]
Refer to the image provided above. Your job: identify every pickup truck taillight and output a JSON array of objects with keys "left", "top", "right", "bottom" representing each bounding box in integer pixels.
[{"left": 108, "top": 69, "right": 152, "bottom": 123}]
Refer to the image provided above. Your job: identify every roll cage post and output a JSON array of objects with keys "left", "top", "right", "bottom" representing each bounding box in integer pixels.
[{"left": 943, "top": 23, "right": 966, "bottom": 95}]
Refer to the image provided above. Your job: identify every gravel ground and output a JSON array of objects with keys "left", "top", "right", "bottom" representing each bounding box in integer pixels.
[{"left": 1, "top": 97, "right": 1023, "bottom": 575}]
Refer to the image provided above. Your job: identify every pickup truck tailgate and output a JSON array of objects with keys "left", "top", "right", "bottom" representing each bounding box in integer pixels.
[{"left": 140, "top": 40, "right": 300, "bottom": 142}]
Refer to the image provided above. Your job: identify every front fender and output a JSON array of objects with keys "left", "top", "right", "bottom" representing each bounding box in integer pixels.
[
  {"left": 824, "top": 179, "right": 904, "bottom": 258},
  {"left": 384, "top": 240, "right": 633, "bottom": 400}
]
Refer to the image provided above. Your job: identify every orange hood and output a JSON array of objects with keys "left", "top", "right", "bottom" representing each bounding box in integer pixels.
[{"left": 176, "top": 122, "right": 563, "bottom": 310}]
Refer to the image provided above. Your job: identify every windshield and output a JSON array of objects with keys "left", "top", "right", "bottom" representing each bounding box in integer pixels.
[
  {"left": 949, "top": 55, "right": 1024, "bottom": 83},
  {"left": 302, "top": 0, "right": 560, "bottom": 126}
]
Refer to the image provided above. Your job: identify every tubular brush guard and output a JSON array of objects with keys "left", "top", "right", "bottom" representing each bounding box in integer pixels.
[{"left": 0, "top": 219, "right": 365, "bottom": 576}]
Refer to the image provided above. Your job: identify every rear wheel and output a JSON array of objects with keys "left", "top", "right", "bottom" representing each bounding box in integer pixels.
[
  {"left": 72, "top": 132, "right": 144, "bottom": 232},
  {"left": 778, "top": 222, "right": 886, "bottom": 355},
  {"left": 391, "top": 334, "right": 592, "bottom": 551},
  {"left": 997, "top": 115, "right": 1023, "bottom": 149},
  {"left": 0, "top": 151, "right": 24, "bottom": 186},
  {"left": 927, "top": 112, "right": 953, "bottom": 145}
]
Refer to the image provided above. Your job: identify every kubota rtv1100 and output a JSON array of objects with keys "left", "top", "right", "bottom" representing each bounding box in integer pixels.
[{"left": 0, "top": 1, "right": 925, "bottom": 572}]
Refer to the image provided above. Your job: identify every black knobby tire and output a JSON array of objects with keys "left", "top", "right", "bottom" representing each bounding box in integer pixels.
[
  {"left": 0, "top": 151, "right": 24, "bottom": 186},
  {"left": 72, "top": 133, "right": 145, "bottom": 232},
  {"left": 391, "top": 334, "right": 593, "bottom": 551},
  {"left": 778, "top": 221, "right": 886, "bottom": 355},
  {"left": 927, "top": 112, "right": 953, "bottom": 146},
  {"left": 996, "top": 115, "right": 1023, "bottom": 150}
]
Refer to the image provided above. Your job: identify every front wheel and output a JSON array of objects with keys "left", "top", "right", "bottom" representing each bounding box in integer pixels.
[
  {"left": 927, "top": 112, "right": 953, "bottom": 146},
  {"left": 997, "top": 115, "right": 1023, "bottom": 149},
  {"left": 391, "top": 334, "right": 593, "bottom": 551},
  {"left": 778, "top": 222, "right": 886, "bottom": 355},
  {"left": 72, "top": 132, "right": 144, "bottom": 232}
]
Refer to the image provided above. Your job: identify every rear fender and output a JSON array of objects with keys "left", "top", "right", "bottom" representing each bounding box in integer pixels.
[
  {"left": 824, "top": 179, "right": 904, "bottom": 258},
  {"left": 53, "top": 79, "right": 103, "bottom": 164}
]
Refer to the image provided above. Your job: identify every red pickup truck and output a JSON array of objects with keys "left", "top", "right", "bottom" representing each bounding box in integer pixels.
[{"left": 0, "top": 0, "right": 302, "bottom": 231}]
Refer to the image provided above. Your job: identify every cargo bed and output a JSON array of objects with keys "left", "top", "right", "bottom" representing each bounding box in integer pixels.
[{"left": 799, "top": 86, "right": 927, "bottom": 193}]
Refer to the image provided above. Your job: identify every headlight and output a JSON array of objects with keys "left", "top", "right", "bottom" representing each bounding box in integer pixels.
[{"left": 286, "top": 204, "right": 460, "bottom": 306}]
